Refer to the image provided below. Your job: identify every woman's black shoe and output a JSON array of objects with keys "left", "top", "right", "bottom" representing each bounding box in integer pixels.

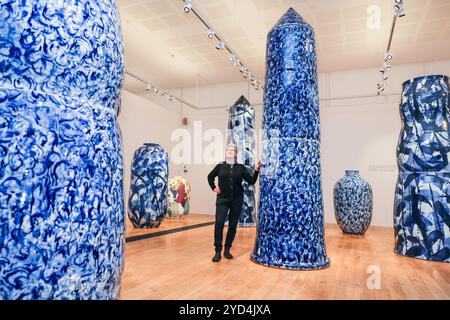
[
  {"left": 212, "top": 252, "right": 221, "bottom": 262},
  {"left": 224, "top": 248, "right": 233, "bottom": 259}
]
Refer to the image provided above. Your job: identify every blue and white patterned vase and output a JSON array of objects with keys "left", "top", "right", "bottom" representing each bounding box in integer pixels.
[
  {"left": 128, "top": 143, "right": 169, "bottom": 228},
  {"left": 394, "top": 75, "right": 450, "bottom": 263},
  {"left": 227, "top": 95, "right": 257, "bottom": 227},
  {"left": 0, "top": 0, "right": 125, "bottom": 299},
  {"left": 334, "top": 170, "right": 373, "bottom": 235},
  {"left": 250, "top": 8, "right": 330, "bottom": 270}
]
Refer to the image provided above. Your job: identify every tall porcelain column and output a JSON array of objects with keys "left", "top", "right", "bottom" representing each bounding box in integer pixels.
[
  {"left": 0, "top": 0, "right": 125, "bottom": 299},
  {"left": 394, "top": 75, "right": 450, "bottom": 263},
  {"left": 227, "top": 95, "right": 257, "bottom": 227},
  {"left": 250, "top": 8, "right": 330, "bottom": 270}
]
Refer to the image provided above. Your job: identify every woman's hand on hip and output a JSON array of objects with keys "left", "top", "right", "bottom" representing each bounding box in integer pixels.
[
  {"left": 255, "top": 161, "right": 261, "bottom": 171},
  {"left": 213, "top": 187, "right": 221, "bottom": 194}
]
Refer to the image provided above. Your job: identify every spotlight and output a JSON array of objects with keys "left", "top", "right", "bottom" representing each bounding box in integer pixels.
[
  {"left": 239, "top": 67, "right": 247, "bottom": 74},
  {"left": 384, "top": 51, "right": 393, "bottom": 61},
  {"left": 207, "top": 29, "right": 214, "bottom": 39},
  {"left": 169, "top": 96, "right": 175, "bottom": 101},
  {"left": 394, "top": 2, "right": 405, "bottom": 17},
  {"left": 228, "top": 53, "right": 236, "bottom": 61},
  {"left": 382, "top": 74, "right": 389, "bottom": 81},
  {"left": 153, "top": 87, "right": 159, "bottom": 94},
  {"left": 183, "top": 0, "right": 192, "bottom": 13},
  {"left": 384, "top": 62, "right": 392, "bottom": 70},
  {"left": 233, "top": 59, "right": 240, "bottom": 66},
  {"left": 215, "top": 40, "right": 225, "bottom": 50},
  {"left": 145, "top": 84, "right": 151, "bottom": 91}
]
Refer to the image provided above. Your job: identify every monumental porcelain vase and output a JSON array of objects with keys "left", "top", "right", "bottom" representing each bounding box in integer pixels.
[
  {"left": 334, "top": 170, "right": 373, "bottom": 235},
  {"left": 227, "top": 95, "right": 257, "bottom": 227},
  {"left": 250, "top": 8, "right": 330, "bottom": 270},
  {"left": 128, "top": 143, "right": 169, "bottom": 228},
  {"left": 394, "top": 75, "right": 450, "bottom": 263},
  {"left": 0, "top": 0, "right": 125, "bottom": 299}
]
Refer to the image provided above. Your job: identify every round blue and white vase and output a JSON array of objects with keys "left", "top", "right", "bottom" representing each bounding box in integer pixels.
[
  {"left": 394, "top": 75, "right": 450, "bottom": 263},
  {"left": 0, "top": 0, "right": 125, "bottom": 299},
  {"left": 128, "top": 143, "right": 169, "bottom": 228},
  {"left": 334, "top": 170, "right": 373, "bottom": 235}
]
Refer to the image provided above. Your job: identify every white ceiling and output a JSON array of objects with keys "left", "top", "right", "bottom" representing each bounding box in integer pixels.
[{"left": 118, "top": 0, "right": 450, "bottom": 89}]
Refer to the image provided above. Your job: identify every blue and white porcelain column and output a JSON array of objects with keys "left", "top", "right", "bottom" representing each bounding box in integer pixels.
[
  {"left": 394, "top": 75, "right": 450, "bottom": 263},
  {"left": 250, "top": 8, "right": 330, "bottom": 270},
  {"left": 334, "top": 170, "right": 373, "bottom": 235},
  {"left": 0, "top": 0, "right": 125, "bottom": 299},
  {"left": 128, "top": 143, "right": 169, "bottom": 228},
  {"left": 227, "top": 95, "right": 257, "bottom": 227}
]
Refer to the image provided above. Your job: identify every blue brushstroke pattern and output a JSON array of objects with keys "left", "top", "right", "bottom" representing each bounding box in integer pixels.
[
  {"left": 334, "top": 170, "right": 373, "bottom": 235},
  {"left": 250, "top": 8, "right": 330, "bottom": 270},
  {"left": 0, "top": 0, "right": 125, "bottom": 299},
  {"left": 128, "top": 143, "right": 169, "bottom": 228},
  {"left": 227, "top": 95, "right": 257, "bottom": 227},
  {"left": 394, "top": 75, "right": 450, "bottom": 263}
]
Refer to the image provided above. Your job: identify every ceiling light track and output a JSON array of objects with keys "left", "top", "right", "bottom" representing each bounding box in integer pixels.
[
  {"left": 377, "top": 0, "right": 406, "bottom": 95},
  {"left": 181, "top": 0, "right": 263, "bottom": 90},
  {"left": 125, "top": 70, "right": 201, "bottom": 110}
]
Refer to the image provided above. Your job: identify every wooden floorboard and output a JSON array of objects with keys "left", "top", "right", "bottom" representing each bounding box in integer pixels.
[
  {"left": 121, "top": 223, "right": 450, "bottom": 300},
  {"left": 125, "top": 213, "right": 214, "bottom": 238}
]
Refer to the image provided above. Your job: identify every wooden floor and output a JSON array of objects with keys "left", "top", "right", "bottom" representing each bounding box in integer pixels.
[
  {"left": 125, "top": 213, "right": 214, "bottom": 239},
  {"left": 121, "top": 223, "right": 450, "bottom": 300}
]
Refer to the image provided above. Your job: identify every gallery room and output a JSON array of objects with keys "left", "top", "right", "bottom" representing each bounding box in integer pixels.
[{"left": 0, "top": 0, "right": 449, "bottom": 303}]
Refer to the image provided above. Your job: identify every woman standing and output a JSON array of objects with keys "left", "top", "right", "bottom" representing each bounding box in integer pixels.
[{"left": 207, "top": 144, "right": 260, "bottom": 262}]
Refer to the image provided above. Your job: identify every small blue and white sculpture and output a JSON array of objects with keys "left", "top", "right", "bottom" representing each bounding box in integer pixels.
[
  {"left": 227, "top": 95, "right": 257, "bottom": 227},
  {"left": 251, "top": 8, "right": 330, "bottom": 270},
  {"left": 0, "top": 0, "right": 125, "bottom": 299},
  {"left": 394, "top": 75, "right": 450, "bottom": 263},
  {"left": 128, "top": 143, "right": 169, "bottom": 228},
  {"left": 334, "top": 170, "right": 373, "bottom": 235}
]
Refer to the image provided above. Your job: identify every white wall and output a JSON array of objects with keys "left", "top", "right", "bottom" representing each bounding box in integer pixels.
[
  {"left": 321, "top": 103, "right": 399, "bottom": 227},
  {"left": 120, "top": 60, "right": 450, "bottom": 227},
  {"left": 168, "top": 59, "right": 450, "bottom": 227}
]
